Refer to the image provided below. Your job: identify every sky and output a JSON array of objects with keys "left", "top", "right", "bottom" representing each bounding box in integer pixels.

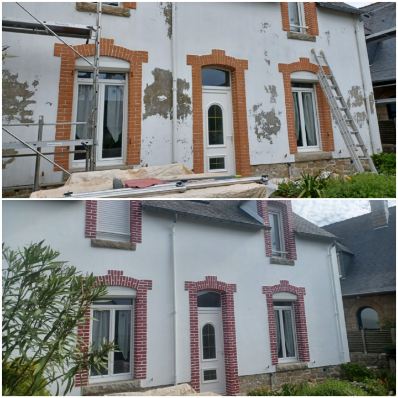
[
  {"left": 292, "top": 200, "right": 396, "bottom": 226},
  {"left": 346, "top": 1, "right": 374, "bottom": 7}
]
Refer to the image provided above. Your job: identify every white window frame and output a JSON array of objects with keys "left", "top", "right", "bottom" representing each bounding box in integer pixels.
[
  {"left": 89, "top": 300, "right": 134, "bottom": 383},
  {"left": 292, "top": 85, "right": 321, "bottom": 152},
  {"left": 274, "top": 304, "right": 298, "bottom": 363},
  {"left": 289, "top": 2, "right": 307, "bottom": 33},
  {"left": 269, "top": 209, "right": 287, "bottom": 258},
  {"left": 71, "top": 71, "right": 128, "bottom": 169},
  {"left": 208, "top": 155, "right": 227, "bottom": 173}
]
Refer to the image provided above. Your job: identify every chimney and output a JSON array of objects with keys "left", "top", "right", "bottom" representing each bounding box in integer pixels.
[{"left": 370, "top": 201, "right": 389, "bottom": 229}]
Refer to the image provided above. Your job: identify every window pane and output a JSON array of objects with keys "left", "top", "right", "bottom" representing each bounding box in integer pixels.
[
  {"left": 288, "top": 3, "right": 301, "bottom": 32},
  {"left": 203, "top": 369, "right": 217, "bottom": 381},
  {"left": 91, "top": 310, "right": 110, "bottom": 376},
  {"left": 209, "top": 157, "right": 225, "bottom": 170},
  {"left": 93, "top": 298, "right": 133, "bottom": 305},
  {"left": 197, "top": 292, "right": 221, "bottom": 308},
  {"left": 97, "top": 200, "right": 130, "bottom": 241},
  {"left": 102, "top": 85, "right": 124, "bottom": 159},
  {"left": 302, "top": 92, "right": 318, "bottom": 146},
  {"left": 202, "top": 68, "right": 230, "bottom": 87},
  {"left": 270, "top": 213, "right": 282, "bottom": 255},
  {"left": 208, "top": 105, "right": 224, "bottom": 145},
  {"left": 114, "top": 310, "right": 131, "bottom": 374},
  {"left": 75, "top": 84, "right": 94, "bottom": 160},
  {"left": 282, "top": 310, "right": 296, "bottom": 358},
  {"left": 78, "top": 71, "right": 125, "bottom": 80},
  {"left": 293, "top": 92, "right": 303, "bottom": 147},
  {"left": 202, "top": 324, "right": 216, "bottom": 359},
  {"left": 275, "top": 310, "right": 283, "bottom": 358},
  {"left": 360, "top": 308, "right": 380, "bottom": 330}
]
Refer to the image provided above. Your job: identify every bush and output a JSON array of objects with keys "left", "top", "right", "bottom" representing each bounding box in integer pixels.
[
  {"left": 272, "top": 179, "right": 302, "bottom": 198},
  {"left": 322, "top": 173, "right": 395, "bottom": 198},
  {"left": 340, "top": 363, "right": 375, "bottom": 382},
  {"left": 356, "top": 378, "right": 389, "bottom": 396},
  {"left": 247, "top": 386, "right": 275, "bottom": 396},
  {"left": 376, "top": 369, "right": 396, "bottom": 394},
  {"left": 372, "top": 153, "right": 396, "bottom": 175}
]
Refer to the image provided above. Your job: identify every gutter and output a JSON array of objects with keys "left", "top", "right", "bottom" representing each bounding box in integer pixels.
[
  {"left": 170, "top": 214, "right": 178, "bottom": 385},
  {"left": 171, "top": 2, "right": 177, "bottom": 163}
]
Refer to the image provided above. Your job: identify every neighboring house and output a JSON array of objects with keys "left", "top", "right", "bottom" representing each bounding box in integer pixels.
[
  {"left": 3, "top": 199, "right": 350, "bottom": 395},
  {"left": 324, "top": 202, "right": 396, "bottom": 352},
  {"left": 361, "top": 2, "right": 396, "bottom": 152},
  {"left": 2, "top": 2, "right": 382, "bottom": 189}
]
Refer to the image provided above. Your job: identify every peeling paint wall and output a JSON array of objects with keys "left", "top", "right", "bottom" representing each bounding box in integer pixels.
[
  {"left": 160, "top": 2, "right": 172, "bottom": 39},
  {"left": 251, "top": 104, "right": 281, "bottom": 143}
]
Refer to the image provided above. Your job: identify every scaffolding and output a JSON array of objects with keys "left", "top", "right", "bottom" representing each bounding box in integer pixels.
[{"left": 2, "top": 2, "right": 103, "bottom": 191}]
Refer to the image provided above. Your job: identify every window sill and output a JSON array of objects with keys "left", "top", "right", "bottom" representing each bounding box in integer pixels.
[
  {"left": 287, "top": 31, "right": 316, "bottom": 42},
  {"left": 91, "top": 238, "right": 136, "bottom": 251},
  {"left": 295, "top": 151, "right": 332, "bottom": 162},
  {"left": 76, "top": 2, "right": 131, "bottom": 17},
  {"left": 270, "top": 257, "right": 295, "bottom": 266},
  {"left": 276, "top": 362, "right": 308, "bottom": 372}
]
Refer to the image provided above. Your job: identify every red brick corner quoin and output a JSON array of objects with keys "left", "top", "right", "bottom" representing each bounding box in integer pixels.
[
  {"left": 262, "top": 280, "right": 310, "bottom": 365},
  {"left": 53, "top": 38, "right": 148, "bottom": 171},
  {"left": 185, "top": 276, "right": 239, "bottom": 395},
  {"left": 279, "top": 58, "right": 334, "bottom": 154},
  {"left": 84, "top": 200, "right": 142, "bottom": 244},
  {"left": 187, "top": 50, "right": 251, "bottom": 176},
  {"left": 75, "top": 270, "right": 152, "bottom": 387}
]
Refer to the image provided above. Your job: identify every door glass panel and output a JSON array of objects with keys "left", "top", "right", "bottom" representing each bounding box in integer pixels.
[
  {"left": 275, "top": 310, "right": 283, "bottom": 358},
  {"left": 102, "top": 85, "right": 124, "bottom": 159},
  {"left": 302, "top": 92, "right": 318, "bottom": 146},
  {"left": 208, "top": 105, "right": 224, "bottom": 145},
  {"left": 202, "top": 68, "right": 230, "bottom": 87},
  {"left": 293, "top": 92, "right": 303, "bottom": 147},
  {"left": 75, "top": 84, "right": 94, "bottom": 160},
  {"left": 282, "top": 309, "right": 296, "bottom": 358},
  {"left": 91, "top": 310, "right": 110, "bottom": 376},
  {"left": 202, "top": 323, "right": 216, "bottom": 359},
  {"left": 209, "top": 157, "right": 225, "bottom": 171},
  {"left": 114, "top": 310, "right": 131, "bottom": 374},
  {"left": 203, "top": 369, "right": 217, "bottom": 381}
]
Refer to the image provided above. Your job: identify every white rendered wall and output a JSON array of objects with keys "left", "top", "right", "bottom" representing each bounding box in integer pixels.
[
  {"left": 2, "top": 2, "right": 380, "bottom": 187},
  {"left": 2, "top": 200, "right": 349, "bottom": 394}
]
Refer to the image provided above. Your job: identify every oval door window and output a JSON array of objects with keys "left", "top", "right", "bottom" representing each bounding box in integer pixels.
[
  {"left": 202, "top": 323, "right": 216, "bottom": 359},
  {"left": 208, "top": 105, "right": 224, "bottom": 146}
]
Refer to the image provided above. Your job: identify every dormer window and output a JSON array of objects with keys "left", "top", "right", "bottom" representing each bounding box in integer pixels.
[
  {"left": 269, "top": 210, "right": 286, "bottom": 258},
  {"left": 288, "top": 3, "right": 306, "bottom": 33}
]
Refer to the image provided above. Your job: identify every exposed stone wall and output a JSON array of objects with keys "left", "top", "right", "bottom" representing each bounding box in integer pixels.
[
  {"left": 251, "top": 158, "right": 356, "bottom": 179},
  {"left": 239, "top": 364, "right": 341, "bottom": 394},
  {"left": 350, "top": 352, "right": 390, "bottom": 369}
]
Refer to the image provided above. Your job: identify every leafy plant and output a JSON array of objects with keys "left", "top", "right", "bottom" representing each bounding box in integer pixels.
[
  {"left": 2, "top": 242, "right": 114, "bottom": 396},
  {"left": 372, "top": 152, "right": 396, "bottom": 175},
  {"left": 340, "top": 363, "right": 375, "bottom": 382},
  {"left": 272, "top": 179, "right": 302, "bottom": 198},
  {"left": 376, "top": 369, "right": 396, "bottom": 394},
  {"left": 297, "top": 173, "right": 328, "bottom": 198},
  {"left": 355, "top": 378, "right": 389, "bottom": 396}
]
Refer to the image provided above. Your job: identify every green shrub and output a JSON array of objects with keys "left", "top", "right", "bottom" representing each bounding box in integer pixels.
[
  {"left": 300, "top": 379, "right": 368, "bottom": 396},
  {"left": 376, "top": 369, "right": 396, "bottom": 394},
  {"left": 247, "top": 386, "right": 276, "bottom": 396},
  {"left": 272, "top": 179, "right": 302, "bottom": 198},
  {"left": 297, "top": 173, "right": 328, "bottom": 198},
  {"left": 340, "top": 363, "right": 375, "bottom": 382},
  {"left": 356, "top": 378, "right": 389, "bottom": 396},
  {"left": 372, "top": 152, "right": 396, "bottom": 175},
  {"left": 323, "top": 173, "right": 396, "bottom": 198}
]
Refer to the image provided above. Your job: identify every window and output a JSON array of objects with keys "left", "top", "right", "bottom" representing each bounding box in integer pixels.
[
  {"left": 91, "top": 297, "right": 133, "bottom": 380},
  {"left": 74, "top": 71, "right": 126, "bottom": 165},
  {"left": 269, "top": 210, "right": 286, "bottom": 258},
  {"left": 97, "top": 201, "right": 130, "bottom": 242},
  {"left": 292, "top": 83, "right": 320, "bottom": 150},
  {"left": 288, "top": 3, "right": 306, "bottom": 33},
  {"left": 197, "top": 291, "right": 221, "bottom": 308},
  {"left": 208, "top": 105, "right": 224, "bottom": 146},
  {"left": 274, "top": 302, "right": 297, "bottom": 361},
  {"left": 202, "top": 68, "right": 230, "bottom": 87},
  {"left": 202, "top": 323, "right": 216, "bottom": 359},
  {"left": 358, "top": 307, "right": 380, "bottom": 330},
  {"left": 209, "top": 156, "right": 226, "bottom": 172}
]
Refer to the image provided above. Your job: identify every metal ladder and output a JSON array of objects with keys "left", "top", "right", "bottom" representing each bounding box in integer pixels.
[{"left": 311, "top": 49, "right": 377, "bottom": 173}]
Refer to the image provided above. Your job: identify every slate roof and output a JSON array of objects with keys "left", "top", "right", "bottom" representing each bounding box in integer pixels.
[
  {"left": 361, "top": 2, "right": 396, "bottom": 83},
  {"left": 143, "top": 200, "right": 335, "bottom": 240},
  {"left": 323, "top": 207, "right": 396, "bottom": 297},
  {"left": 318, "top": 2, "right": 362, "bottom": 15}
]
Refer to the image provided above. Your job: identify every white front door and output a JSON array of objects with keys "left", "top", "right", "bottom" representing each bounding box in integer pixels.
[
  {"left": 202, "top": 89, "right": 235, "bottom": 175},
  {"left": 198, "top": 308, "right": 226, "bottom": 394}
]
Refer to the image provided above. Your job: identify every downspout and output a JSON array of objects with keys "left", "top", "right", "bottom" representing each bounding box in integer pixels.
[
  {"left": 327, "top": 243, "right": 346, "bottom": 363},
  {"left": 171, "top": 214, "right": 178, "bottom": 385},
  {"left": 353, "top": 15, "right": 381, "bottom": 154},
  {"left": 171, "top": 2, "right": 178, "bottom": 163}
]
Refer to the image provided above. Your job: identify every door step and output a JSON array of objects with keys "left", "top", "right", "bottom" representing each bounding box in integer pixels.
[{"left": 82, "top": 379, "right": 141, "bottom": 396}]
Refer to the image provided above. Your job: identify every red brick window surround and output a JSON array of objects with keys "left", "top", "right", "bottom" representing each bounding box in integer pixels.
[
  {"left": 85, "top": 200, "right": 142, "bottom": 244},
  {"left": 279, "top": 58, "right": 335, "bottom": 155},
  {"left": 184, "top": 276, "right": 239, "bottom": 395},
  {"left": 187, "top": 50, "right": 251, "bottom": 177},
  {"left": 53, "top": 39, "right": 148, "bottom": 171},
  {"left": 75, "top": 270, "right": 152, "bottom": 387},
  {"left": 257, "top": 201, "right": 297, "bottom": 261},
  {"left": 262, "top": 280, "right": 310, "bottom": 365},
  {"left": 280, "top": 3, "right": 319, "bottom": 37}
]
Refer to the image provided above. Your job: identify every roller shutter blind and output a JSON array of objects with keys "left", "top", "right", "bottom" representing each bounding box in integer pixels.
[{"left": 97, "top": 201, "right": 130, "bottom": 241}]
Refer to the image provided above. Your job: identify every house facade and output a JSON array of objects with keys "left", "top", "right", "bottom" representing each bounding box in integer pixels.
[
  {"left": 2, "top": 199, "right": 350, "bottom": 395},
  {"left": 2, "top": 2, "right": 381, "bottom": 189}
]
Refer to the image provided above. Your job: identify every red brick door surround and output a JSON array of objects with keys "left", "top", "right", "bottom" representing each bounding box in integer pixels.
[
  {"left": 54, "top": 38, "right": 148, "bottom": 171},
  {"left": 279, "top": 58, "right": 334, "bottom": 154},
  {"left": 187, "top": 50, "right": 251, "bottom": 176},
  {"left": 185, "top": 276, "right": 239, "bottom": 395},
  {"left": 262, "top": 280, "right": 310, "bottom": 365},
  {"left": 75, "top": 270, "right": 152, "bottom": 387}
]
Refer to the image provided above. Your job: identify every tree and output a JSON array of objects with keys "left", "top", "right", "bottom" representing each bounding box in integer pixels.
[{"left": 2, "top": 242, "right": 113, "bottom": 395}]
